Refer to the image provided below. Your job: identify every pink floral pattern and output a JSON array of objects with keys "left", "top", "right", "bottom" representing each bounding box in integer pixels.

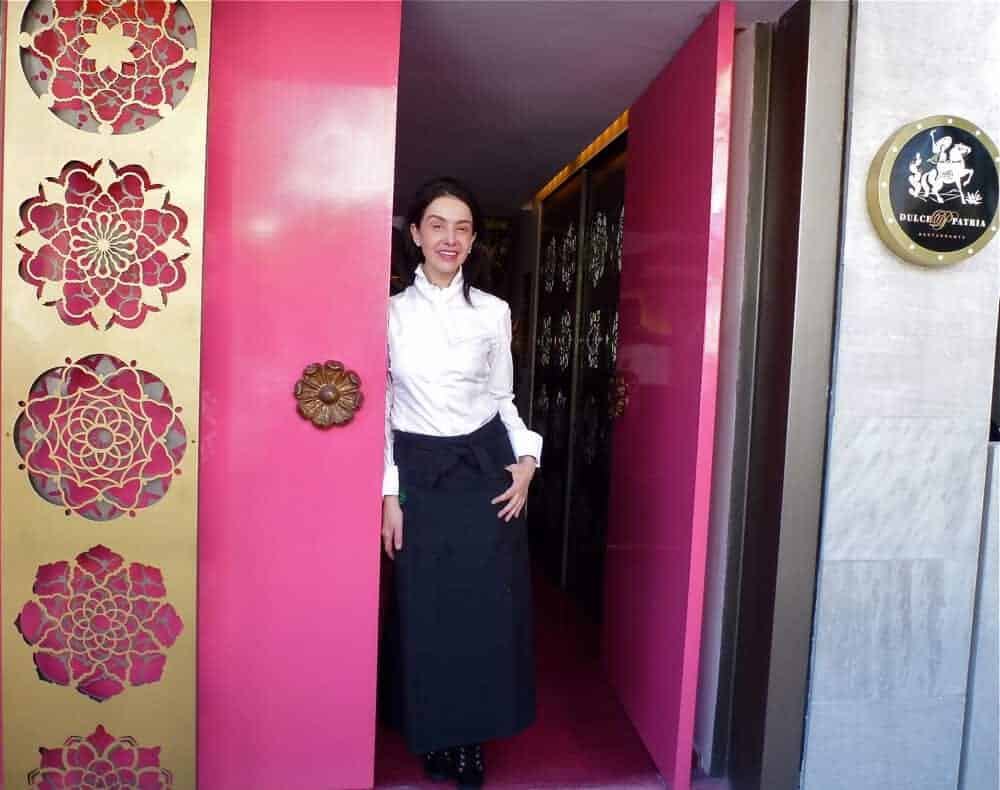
[
  {"left": 29, "top": 724, "right": 173, "bottom": 788},
  {"left": 19, "top": 0, "right": 197, "bottom": 135},
  {"left": 14, "top": 354, "right": 187, "bottom": 521},
  {"left": 15, "top": 545, "right": 184, "bottom": 702},
  {"left": 17, "top": 159, "right": 189, "bottom": 331}
]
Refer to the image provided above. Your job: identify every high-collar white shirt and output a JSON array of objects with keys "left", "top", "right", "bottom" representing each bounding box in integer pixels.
[{"left": 383, "top": 265, "right": 542, "bottom": 495}]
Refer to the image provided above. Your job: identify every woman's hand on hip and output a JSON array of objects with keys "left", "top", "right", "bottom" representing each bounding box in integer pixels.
[
  {"left": 492, "top": 456, "right": 537, "bottom": 522},
  {"left": 382, "top": 495, "right": 403, "bottom": 559}
]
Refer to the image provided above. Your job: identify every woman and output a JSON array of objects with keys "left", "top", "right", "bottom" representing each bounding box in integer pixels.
[{"left": 382, "top": 177, "right": 541, "bottom": 788}]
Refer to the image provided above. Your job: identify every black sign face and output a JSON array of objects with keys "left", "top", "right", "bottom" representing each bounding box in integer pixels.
[{"left": 868, "top": 116, "right": 999, "bottom": 266}]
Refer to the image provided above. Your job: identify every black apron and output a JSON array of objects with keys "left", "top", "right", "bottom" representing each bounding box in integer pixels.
[{"left": 386, "top": 414, "right": 535, "bottom": 754}]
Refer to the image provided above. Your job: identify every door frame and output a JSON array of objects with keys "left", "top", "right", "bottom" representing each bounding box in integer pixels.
[{"left": 728, "top": 1, "right": 852, "bottom": 788}]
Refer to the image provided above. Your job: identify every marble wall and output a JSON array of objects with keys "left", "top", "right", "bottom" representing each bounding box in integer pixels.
[
  {"left": 800, "top": 3, "right": 1000, "bottom": 789},
  {"left": 960, "top": 445, "right": 998, "bottom": 790}
]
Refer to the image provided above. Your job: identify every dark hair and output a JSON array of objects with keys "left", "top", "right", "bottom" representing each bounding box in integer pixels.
[{"left": 403, "top": 176, "right": 485, "bottom": 304}]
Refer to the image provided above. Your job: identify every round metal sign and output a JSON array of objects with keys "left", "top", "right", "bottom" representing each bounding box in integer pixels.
[{"left": 867, "top": 115, "right": 999, "bottom": 266}]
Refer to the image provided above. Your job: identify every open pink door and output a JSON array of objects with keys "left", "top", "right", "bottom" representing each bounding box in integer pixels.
[
  {"left": 199, "top": 3, "right": 401, "bottom": 788},
  {"left": 602, "top": 4, "right": 734, "bottom": 788}
]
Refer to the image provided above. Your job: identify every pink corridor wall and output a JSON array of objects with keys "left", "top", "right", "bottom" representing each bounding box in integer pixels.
[
  {"left": 602, "top": 4, "right": 733, "bottom": 788},
  {"left": 200, "top": 3, "right": 401, "bottom": 788}
]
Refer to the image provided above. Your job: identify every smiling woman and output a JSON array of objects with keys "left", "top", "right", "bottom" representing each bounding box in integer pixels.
[{"left": 380, "top": 177, "right": 542, "bottom": 788}]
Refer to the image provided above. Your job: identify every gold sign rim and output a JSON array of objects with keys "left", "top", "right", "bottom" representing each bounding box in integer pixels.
[{"left": 866, "top": 114, "right": 1000, "bottom": 267}]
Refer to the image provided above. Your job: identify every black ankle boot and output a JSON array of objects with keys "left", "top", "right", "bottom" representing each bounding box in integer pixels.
[
  {"left": 453, "top": 743, "right": 485, "bottom": 788},
  {"left": 423, "top": 749, "right": 453, "bottom": 782}
]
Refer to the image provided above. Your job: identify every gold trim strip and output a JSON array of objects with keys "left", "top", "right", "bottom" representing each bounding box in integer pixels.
[{"left": 535, "top": 109, "right": 629, "bottom": 203}]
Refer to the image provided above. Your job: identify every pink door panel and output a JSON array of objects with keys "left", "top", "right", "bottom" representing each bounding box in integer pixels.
[
  {"left": 199, "top": 3, "right": 401, "bottom": 788},
  {"left": 602, "top": 4, "right": 734, "bottom": 788}
]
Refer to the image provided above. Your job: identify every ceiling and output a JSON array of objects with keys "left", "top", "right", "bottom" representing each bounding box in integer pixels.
[{"left": 393, "top": 0, "right": 795, "bottom": 216}]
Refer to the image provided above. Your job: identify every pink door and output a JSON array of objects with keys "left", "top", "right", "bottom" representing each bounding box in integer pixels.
[
  {"left": 198, "top": 3, "right": 401, "bottom": 788},
  {"left": 602, "top": 4, "right": 734, "bottom": 788}
]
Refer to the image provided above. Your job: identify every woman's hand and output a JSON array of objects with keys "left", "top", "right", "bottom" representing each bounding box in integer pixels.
[
  {"left": 382, "top": 495, "right": 403, "bottom": 559},
  {"left": 492, "top": 456, "right": 537, "bottom": 522}
]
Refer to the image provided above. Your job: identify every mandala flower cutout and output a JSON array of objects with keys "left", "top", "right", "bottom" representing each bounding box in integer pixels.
[
  {"left": 560, "top": 223, "right": 577, "bottom": 292},
  {"left": 20, "top": 0, "right": 198, "bottom": 135},
  {"left": 586, "top": 310, "right": 602, "bottom": 369},
  {"left": 543, "top": 237, "right": 557, "bottom": 294},
  {"left": 613, "top": 204, "right": 625, "bottom": 272},
  {"left": 30, "top": 724, "right": 174, "bottom": 788},
  {"left": 589, "top": 212, "right": 609, "bottom": 287},
  {"left": 15, "top": 545, "right": 184, "bottom": 702},
  {"left": 538, "top": 315, "right": 553, "bottom": 367},
  {"left": 608, "top": 312, "right": 619, "bottom": 368},
  {"left": 558, "top": 309, "right": 574, "bottom": 371},
  {"left": 17, "top": 159, "right": 190, "bottom": 331},
  {"left": 14, "top": 354, "right": 187, "bottom": 521}
]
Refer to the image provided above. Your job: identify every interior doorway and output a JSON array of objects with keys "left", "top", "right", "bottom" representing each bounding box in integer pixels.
[{"left": 375, "top": 2, "right": 794, "bottom": 788}]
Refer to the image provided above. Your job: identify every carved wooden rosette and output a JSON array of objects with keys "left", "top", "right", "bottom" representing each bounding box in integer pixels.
[{"left": 295, "top": 361, "right": 364, "bottom": 427}]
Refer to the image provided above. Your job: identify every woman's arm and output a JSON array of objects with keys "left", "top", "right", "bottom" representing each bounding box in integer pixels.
[
  {"left": 488, "top": 303, "right": 543, "bottom": 466},
  {"left": 382, "top": 369, "right": 399, "bottom": 497},
  {"left": 488, "top": 303, "right": 542, "bottom": 521},
  {"left": 382, "top": 366, "right": 403, "bottom": 558}
]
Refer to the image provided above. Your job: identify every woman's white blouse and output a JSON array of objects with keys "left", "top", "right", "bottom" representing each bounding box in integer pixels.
[{"left": 383, "top": 265, "right": 542, "bottom": 496}]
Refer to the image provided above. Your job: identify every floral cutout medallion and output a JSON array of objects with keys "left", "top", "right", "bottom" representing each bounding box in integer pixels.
[
  {"left": 589, "top": 211, "right": 608, "bottom": 287},
  {"left": 20, "top": 0, "right": 198, "bottom": 135},
  {"left": 608, "top": 312, "right": 620, "bottom": 368},
  {"left": 613, "top": 204, "right": 625, "bottom": 272},
  {"left": 586, "top": 310, "right": 602, "bottom": 369},
  {"left": 543, "top": 237, "right": 557, "bottom": 294},
  {"left": 538, "top": 315, "right": 553, "bottom": 368},
  {"left": 15, "top": 545, "right": 184, "bottom": 702},
  {"left": 560, "top": 223, "right": 577, "bottom": 292},
  {"left": 29, "top": 724, "right": 174, "bottom": 788},
  {"left": 557, "top": 310, "right": 573, "bottom": 371},
  {"left": 14, "top": 354, "right": 188, "bottom": 520},
  {"left": 17, "top": 159, "right": 190, "bottom": 331},
  {"left": 294, "top": 360, "right": 364, "bottom": 427}
]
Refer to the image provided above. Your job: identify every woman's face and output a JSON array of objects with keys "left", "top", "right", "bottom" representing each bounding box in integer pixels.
[{"left": 411, "top": 195, "right": 476, "bottom": 284}]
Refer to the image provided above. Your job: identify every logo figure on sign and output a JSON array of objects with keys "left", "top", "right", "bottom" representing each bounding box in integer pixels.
[{"left": 908, "top": 131, "right": 981, "bottom": 205}]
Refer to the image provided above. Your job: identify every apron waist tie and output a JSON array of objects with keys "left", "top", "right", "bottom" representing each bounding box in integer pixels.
[{"left": 395, "top": 415, "right": 506, "bottom": 489}]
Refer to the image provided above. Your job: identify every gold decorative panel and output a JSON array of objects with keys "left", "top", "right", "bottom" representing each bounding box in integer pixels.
[{"left": 2, "top": 2, "right": 211, "bottom": 787}]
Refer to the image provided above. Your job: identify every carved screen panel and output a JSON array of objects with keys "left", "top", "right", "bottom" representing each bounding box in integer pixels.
[
  {"left": 565, "top": 134, "right": 626, "bottom": 620},
  {"left": 1, "top": 2, "right": 211, "bottom": 786},
  {"left": 528, "top": 173, "right": 583, "bottom": 586}
]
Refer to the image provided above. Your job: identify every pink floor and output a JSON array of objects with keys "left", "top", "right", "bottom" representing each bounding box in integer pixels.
[{"left": 374, "top": 571, "right": 731, "bottom": 789}]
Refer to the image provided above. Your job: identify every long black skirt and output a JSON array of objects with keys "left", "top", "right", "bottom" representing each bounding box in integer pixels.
[{"left": 383, "top": 414, "right": 535, "bottom": 755}]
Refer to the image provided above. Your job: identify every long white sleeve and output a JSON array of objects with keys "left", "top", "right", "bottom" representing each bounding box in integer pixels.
[
  {"left": 488, "top": 304, "right": 543, "bottom": 465},
  {"left": 382, "top": 367, "right": 399, "bottom": 496}
]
